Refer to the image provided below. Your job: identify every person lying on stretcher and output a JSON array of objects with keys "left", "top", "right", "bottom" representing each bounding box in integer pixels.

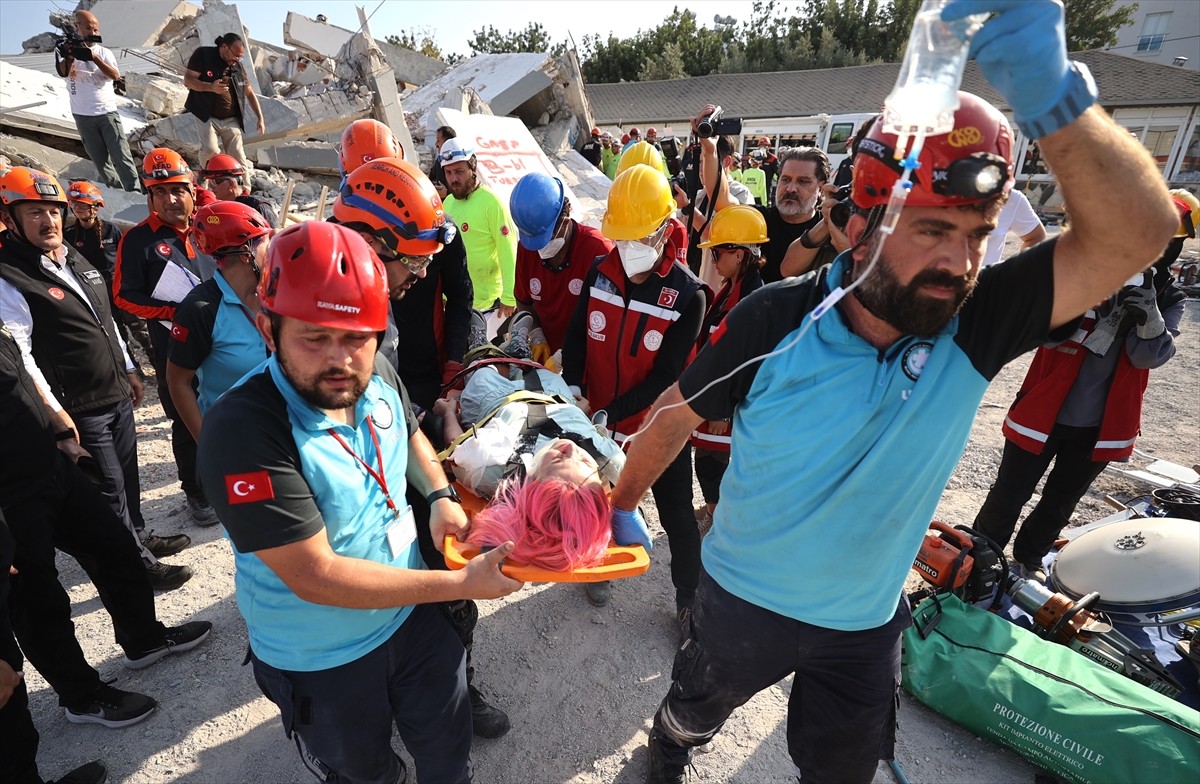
[{"left": 430, "top": 361, "right": 653, "bottom": 570}]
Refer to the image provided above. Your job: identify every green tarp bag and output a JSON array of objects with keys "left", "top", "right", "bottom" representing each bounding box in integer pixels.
[{"left": 901, "top": 593, "right": 1200, "bottom": 784}]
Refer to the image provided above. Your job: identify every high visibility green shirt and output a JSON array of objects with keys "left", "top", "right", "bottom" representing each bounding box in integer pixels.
[
  {"left": 742, "top": 168, "right": 767, "bottom": 203},
  {"left": 444, "top": 185, "right": 518, "bottom": 310}
]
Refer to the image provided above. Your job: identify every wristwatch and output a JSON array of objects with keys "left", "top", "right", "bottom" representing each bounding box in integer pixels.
[
  {"left": 426, "top": 485, "right": 462, "bottom": 506},
  {"left": 55, "top": 428, "right": 76, "bottom": 442}
]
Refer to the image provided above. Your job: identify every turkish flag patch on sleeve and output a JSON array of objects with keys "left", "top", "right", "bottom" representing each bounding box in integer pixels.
[
  {"left": 170, "top": 323, "right": 189, "bottom": 342},
  {"left": 225, "top": 471, "right": 274, "bottom": 504}
]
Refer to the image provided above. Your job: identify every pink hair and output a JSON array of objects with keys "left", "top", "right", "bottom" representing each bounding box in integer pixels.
[{"left": 466, "top": 477, "right": 612, "bottom": 571}]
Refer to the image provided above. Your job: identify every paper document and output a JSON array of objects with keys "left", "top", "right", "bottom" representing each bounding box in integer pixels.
[{"left": 151, "top": 261, "right": 200, "bottom": 304}]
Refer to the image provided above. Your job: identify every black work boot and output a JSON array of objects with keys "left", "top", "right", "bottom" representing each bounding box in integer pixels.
[
  {"left": 469, "top": 684, "right": 511, "bottom": 739},
  {"left": 647, "top": 729, "right": 690, "bottom": 784}
]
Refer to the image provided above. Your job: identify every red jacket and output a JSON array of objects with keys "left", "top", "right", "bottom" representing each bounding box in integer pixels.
[
  {"left": 514, "top": 222, "right": 612, "bottom": 352},
  {"left": 578, "top": 248, "right": 703, "bottom": 442},
  {"left": 1002, "top": 310, "right": 1147, "bottom": 461}
]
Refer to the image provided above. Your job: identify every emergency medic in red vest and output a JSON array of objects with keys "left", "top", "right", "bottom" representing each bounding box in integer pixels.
[
  {"left": 509, "top": 172, "right": 613, "bottom": 367},
  {"left": 563, "top": 163, "right": 706, "bottom": 614},
  {"left": 113, "top": 147, "right": 218, "bottom": 524},
  {"left": 973, "top": 207, "right": 1186, "bottom": 579},
  {"left": 689, "top": 205, "right": 767, "bottom": 531}
]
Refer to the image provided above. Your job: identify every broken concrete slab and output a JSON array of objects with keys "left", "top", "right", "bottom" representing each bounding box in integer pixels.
[
  {"left": 141, "top": 78, "right": 189, "bottom": 117},
  {"left": 0, "top": 132, "right": 100, "bottom": 182},
  {"left": 283, "top": 12, "right": 444, "bottom": 87},
  {"left": 250, "top": 141, "right": 339, "bottom": 175},
  {"left": 129, "top": 88, "right": 372, "bottom": 161},
  {"left": 90, "top": 0, "right": 201, "bottom": 49}
]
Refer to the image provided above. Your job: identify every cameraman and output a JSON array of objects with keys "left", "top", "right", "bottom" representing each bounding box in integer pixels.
[
  {"left": 54, "top": 11, "right": 141, "bottom": 193},
  {"left": 182, "top": 33, "right": 265, "bottom": 191}
]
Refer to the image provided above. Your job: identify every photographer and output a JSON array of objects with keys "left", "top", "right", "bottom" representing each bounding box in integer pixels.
[
  {"left": 779, "top": 181, "right": 854, "bottom": 277},
  {"left": 676, "top": 135, "right": 753, "bottom": 279},
  {"left": 182, "top": 33, "right": 265, "bottom": 191},
  {"left": 674, "top": 105, "right": 742, "bottom": 275},
  {"left": 53, "top": 11, "right": 141, "bottom": 193}
]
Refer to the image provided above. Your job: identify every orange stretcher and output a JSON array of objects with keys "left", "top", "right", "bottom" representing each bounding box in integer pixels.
[{"left": 441, "top": 483, "right": 650, "bottom": 583}]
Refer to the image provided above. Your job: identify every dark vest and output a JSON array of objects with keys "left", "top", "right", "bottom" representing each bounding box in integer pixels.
[
  {"left": 184, "top": 46, "right": 244, "bottom": 125},
  {"left": 0, "top": 322, "right": 58, "bottom": 506},
  {"left": 0, "top": 239, "right": 129, "bottom": 414}
]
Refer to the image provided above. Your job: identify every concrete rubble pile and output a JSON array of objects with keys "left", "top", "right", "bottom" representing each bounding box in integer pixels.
[{"left": 2, "top": 0, "right": 606, "bottom": 226}]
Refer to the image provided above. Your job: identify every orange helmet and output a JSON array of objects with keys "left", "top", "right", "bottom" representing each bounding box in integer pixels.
[
  {"left": 0, "top": 166, "right": 68, "bottom": 207},
  {"left": 66, "top": 180, "right": 105, "bottom": 207},
  {"left": 333, "top": 157, "right": 455, "bottom": 256},
  {"left": 201, "top": 153, "right": 245, "bottom": 178},
  {"left": 192, "top": 200, "right": 272, "bottom": 256},
  {"left": 259, "top": 221, "right": 389, "bottom": 332},
  {"left": 142, "top": 148, "right": 193, "bottom": 187},
  {"left": 339, "top": 119, "right": 403, "bottom": 175}
]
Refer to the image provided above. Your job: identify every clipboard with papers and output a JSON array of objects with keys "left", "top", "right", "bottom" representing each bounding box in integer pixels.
[{"left": 152, "top": 261, "right": 201, "bottom": 330}]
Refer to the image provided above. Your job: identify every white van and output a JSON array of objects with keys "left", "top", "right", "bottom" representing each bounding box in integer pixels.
[{"left": 739, "top": 113, "right": 878, "bottom": 169}]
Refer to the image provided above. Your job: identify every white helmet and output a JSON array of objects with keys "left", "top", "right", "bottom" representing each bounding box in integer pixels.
[{"left": 438, "top": 138, "right": 474, "bottom": 165}]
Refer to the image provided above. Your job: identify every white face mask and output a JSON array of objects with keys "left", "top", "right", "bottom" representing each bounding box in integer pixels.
[
  {"left": 616, "top": 239, "right": 661, "bottom": 277},
  {"left": 537, "top": 237, "right": 566, "bottom": 259}
]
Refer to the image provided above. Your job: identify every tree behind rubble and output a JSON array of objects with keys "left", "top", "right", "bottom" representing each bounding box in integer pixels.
[
  {"left": 582, "top": 0, "right": 919, "bottom": 82},
  {"left": 385, "top": 30, "right": 463, "bottom": 65},
  {"left": 468, "top": 22, "right": 567, "bottom": 57}
]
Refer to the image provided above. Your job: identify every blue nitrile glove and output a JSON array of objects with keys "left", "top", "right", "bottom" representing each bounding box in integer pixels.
[
  {"left": 943, "top": 1, "right": 1077, "bottom": 134},
  {"left": 612, "top": 507, "right": 652, "bottom": 550}
]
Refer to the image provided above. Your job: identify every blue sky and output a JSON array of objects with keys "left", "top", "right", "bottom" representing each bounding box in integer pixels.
[{"left": 0, "top": 0, "right": 758, "bottom": 57}]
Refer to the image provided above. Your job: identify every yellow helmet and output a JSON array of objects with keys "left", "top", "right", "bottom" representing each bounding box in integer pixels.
[
  {"left": 698, "top": 205, "right": 769, "bottom": 249},
  {"left": 615, "top": 141, "right": 669, "bottom": 178},
  {"left": 1169, "top": 188, "right": 1199, "bottom": 239},
  {"left": 602, "top": 164, "right": 674, "bottom": 241}
]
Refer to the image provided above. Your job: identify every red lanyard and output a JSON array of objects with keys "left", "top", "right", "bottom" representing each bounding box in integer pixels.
[{"left": 327, "top": 418, "right": 399, "bottom": 519}]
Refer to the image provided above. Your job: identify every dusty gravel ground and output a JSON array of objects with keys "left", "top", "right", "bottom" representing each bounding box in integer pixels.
[{"left": 29, "top": 234, "right": 1200, "bottom": 784}]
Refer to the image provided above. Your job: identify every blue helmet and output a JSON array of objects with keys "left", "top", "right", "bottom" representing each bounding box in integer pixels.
[{"left": 509, "top": 172, "right": 566, "bottom": 251}]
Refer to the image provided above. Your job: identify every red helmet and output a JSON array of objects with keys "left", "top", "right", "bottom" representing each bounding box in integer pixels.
[
  {"left": 192, "top": 200, "right": 272, "bottom": 256},
  {"left": 66, "top": 180, "right": 104, "bottom": 207},
  {"left": 333, "top": 157, "right": 454, "bottom": 256},
  {"left": 758, "top": 137, "right": 771, "bottom": 147},
  {"left": 202, "top": 153, "right": 245, "bottom": 178},
  {"left": 591, "top": 127, "right": 601, "bottom": 137},
  {"left": 621, "top": 133, "right": 631, "bottom": 144},
  {"left": 142, "top": 148, "right": 193, "bottom": 187},
  {"left": 629, "top": 127, "right": 640, "bottom": 136},
  {"left": 339, "top": 119, "right": 403, "bottom": 175},
  {"left": 258, "top": 221, "right": 388, "bottom": 332},
  {"left": 647, "top": 127, "right": 658, "bottom": 138},
  {"left": 852, "top": 92, "right": 1013, "bottom": 211}
]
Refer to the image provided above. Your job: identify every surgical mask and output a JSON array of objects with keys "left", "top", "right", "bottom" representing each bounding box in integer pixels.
[
  {"left": 616, "top": 240, "right": 661, "bottom": 276},
  {"left": 537, "top": 237, "right": 566, "bottom": 259}
]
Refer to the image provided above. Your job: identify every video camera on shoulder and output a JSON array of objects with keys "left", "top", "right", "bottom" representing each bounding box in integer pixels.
[
  {"left": 696, "top": 106, "right": 742, "bottom": 139},
  {"left": 54, "top": 28, "right": 101, "bottom": 61}
]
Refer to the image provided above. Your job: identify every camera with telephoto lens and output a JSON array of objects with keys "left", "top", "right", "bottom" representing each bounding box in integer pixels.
[
  {"left": 54, "top": 28, "right": 101, "bottom": 61},
  {"left": 696, "top": 106, "right": 743, "bottom": 139},
  {"left": 828, "top": 185, "right": 854, "bottom": 230}
]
